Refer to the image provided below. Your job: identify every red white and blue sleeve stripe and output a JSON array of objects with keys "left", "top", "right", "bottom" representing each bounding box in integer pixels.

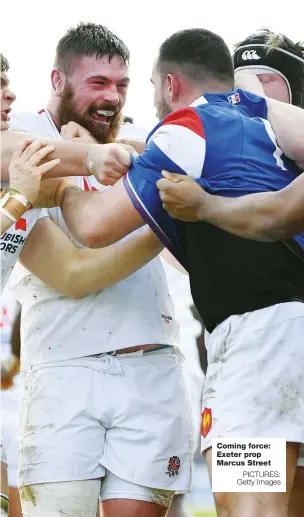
[{"left": 123, "top": 107, "right": 206, "bottom": 259}]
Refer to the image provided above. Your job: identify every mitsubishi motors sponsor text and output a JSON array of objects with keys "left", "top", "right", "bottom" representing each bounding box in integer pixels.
[{"left": 0, "top": 232, "right": 27, "bottom": 253}]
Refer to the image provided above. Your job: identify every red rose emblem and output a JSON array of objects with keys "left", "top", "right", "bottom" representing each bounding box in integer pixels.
[{"left": 168, "top": 456, "right": 180, "bottom": 472}]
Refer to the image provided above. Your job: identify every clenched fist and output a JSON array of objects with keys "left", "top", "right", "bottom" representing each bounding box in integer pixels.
[{"left": 86, "top": 143, "right": 137, "bottom": 186}]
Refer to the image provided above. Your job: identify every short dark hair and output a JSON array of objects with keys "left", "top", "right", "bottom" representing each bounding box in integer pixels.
[
  {"left": 1, "top": 53, "right": 9, "bottom": 73},
  {"left": 157, "top": 29, "right": 234, "bottom": 85},
  {"left": 55, "top": 22, "right": 130, "bottom": 74}
]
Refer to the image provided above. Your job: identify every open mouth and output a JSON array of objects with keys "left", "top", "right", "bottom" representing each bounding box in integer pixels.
[{"left": 89, "top": 109, "right": 115, "bottom": 124}]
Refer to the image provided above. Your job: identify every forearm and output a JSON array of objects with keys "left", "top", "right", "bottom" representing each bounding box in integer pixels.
[
  {"left": 60, "top": 180, "right": 143, "bottom": 248},
  {"left": 20, "top": 219, "right": 162, "bottom": 298},
  {"left": 204, "top": 179, "right": 304, "bottom": 241},
  {"left": 266, "top": 98, "right": 304, "bottom": 169},
  {"left": 1, "top": 130, "right": 92, "bottom": 181},
  {"left": 67, "top": 227, "right": 163, "bottom": 297}
]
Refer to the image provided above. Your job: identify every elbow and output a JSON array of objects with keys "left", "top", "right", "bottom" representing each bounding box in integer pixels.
[
  {"left": 60, "top": 282, "right": 90, "bottom": 301},
  {"left": 57, "top": 281, "right": 89, "bottom": 300},
  {"left": 75, "top": 220, "right": 112, "bottom": 249}
]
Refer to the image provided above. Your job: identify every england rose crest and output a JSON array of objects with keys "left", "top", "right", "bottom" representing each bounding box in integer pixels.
[{"left": 166, "top": 456, "right": 180, "bottom": 477}]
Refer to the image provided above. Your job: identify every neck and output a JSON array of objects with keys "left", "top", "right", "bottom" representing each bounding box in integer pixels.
[
  {"left": 46, "top": 96, "right": 61, "bottom": 130},
  {"left": 176, "top": 80, "right": 234, "bottom": 109}
]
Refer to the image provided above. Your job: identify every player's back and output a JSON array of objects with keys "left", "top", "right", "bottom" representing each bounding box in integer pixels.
[
  {"left": 197, "top": 89, "right": 300, "bottom": 199},
  {"left": 177, "top": 90, "right": 304, "bottom": 332}
]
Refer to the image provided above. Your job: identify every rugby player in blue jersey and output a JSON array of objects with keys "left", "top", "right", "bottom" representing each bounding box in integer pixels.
[
  {"left": 158, "top": 29, "right": 304, "bottom": 241},
  {"left": 54, "top": 28, "right": 304, "bottom": 517}
]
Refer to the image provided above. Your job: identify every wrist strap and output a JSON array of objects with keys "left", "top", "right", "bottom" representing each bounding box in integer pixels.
[
  {"left": 1, "top": 192, "right": 28, "bottom": 222},
  {"left": 86, "top": 159, "right": 93, "bottom": 176},
  {"left": 8, "top": 189, "right": 32, "bottom": 208}
]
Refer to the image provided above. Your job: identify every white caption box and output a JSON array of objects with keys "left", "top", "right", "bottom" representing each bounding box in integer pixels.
[{"left": 212, "top": 438, "right": 286, "bottom": 492}]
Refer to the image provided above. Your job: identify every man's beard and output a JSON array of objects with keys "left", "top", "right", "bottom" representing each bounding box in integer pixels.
[
  {"left": 58, "top": 83, "right": 123, "bottom": 143},
  {"left": 156, "top": 97, "right": 172, "bottom": 120}
]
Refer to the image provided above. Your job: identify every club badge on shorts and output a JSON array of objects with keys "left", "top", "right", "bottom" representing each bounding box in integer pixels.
[
  {"left": 201, "top": 407, "right": 212, "bottom": 437},
  {"left": 166, "top": 456, "right": 181, "bottom": 477}
]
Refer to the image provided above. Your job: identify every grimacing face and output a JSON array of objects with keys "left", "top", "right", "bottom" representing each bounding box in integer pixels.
[
  {"left": 1, "top": 71, "right": 16, "bottom": 131},
  {"left": 57, "top": 54, "right": 129, "bottom": 143},
  {"left": 151, "top": 61, "right": 172, "bottom": 121},
  {"left": 257, "top": 73, "right": 290, "bottom": 103}
]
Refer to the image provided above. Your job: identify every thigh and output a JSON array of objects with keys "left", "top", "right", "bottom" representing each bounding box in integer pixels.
[
  {"left": 288, "top": 466, "right": 304, "bottom": 517},
  {"left": 103, "top": 349, "right": 193, "bottom": 494},
  {"left": 8, "top": 487, "right": 22, "bottom": 517},
  {"left": 1, "top": 383, "right": 21, "bottom": 489},
  {"left": 101, "top": 470, "right": 173, "bottom": 517},
  {"left": 1, "top": 461, "right": 9, "bottom": 517},
  {"left": 19, "top": 367, "right": 106, "bottom": 486},
  {"left": 205, "top": 442, "right": 298, "bottom": 517},
  {"left": 20, "top": 480, "right": 101, "bottom": 517},
  {"left": 201, "top": 304, "right": 304, "bottom": 453}
]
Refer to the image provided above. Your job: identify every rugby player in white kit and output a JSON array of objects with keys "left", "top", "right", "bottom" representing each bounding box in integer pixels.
[
  {"left": 1, "top": 48, "right": 187, "bottom": 516},
  {"left": 6, "top": 24, "right": 192, "bottom": 517}
]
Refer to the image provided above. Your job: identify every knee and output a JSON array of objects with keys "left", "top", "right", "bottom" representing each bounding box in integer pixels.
[
  {"left": 213, "top": 491, "right": 231, "bottom": 515},
  {"left": 102, "top": 498, "right": 169, "bottom": 517},
  {"left": 20, "top": 480, "right": 101, "bottom": 517},
  {"left": 19, "top": 485, "right": 37, "bottom": 507}
]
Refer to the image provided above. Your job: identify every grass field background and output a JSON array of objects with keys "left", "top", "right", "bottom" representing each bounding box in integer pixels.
[{"left": 184, "top": 460, "right": 216, "bottom": 517}]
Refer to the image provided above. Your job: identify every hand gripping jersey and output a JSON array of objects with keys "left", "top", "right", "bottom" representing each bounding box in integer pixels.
[
  {"left": 124, "top": 89, "right": 304, "bottom": 332},
  {"left": 8, "top": 109, "right": 179, "bottom": 369}
]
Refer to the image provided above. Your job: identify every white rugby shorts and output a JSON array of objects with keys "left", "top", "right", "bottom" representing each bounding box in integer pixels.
[
  {"left": 19, "top": 348, "right": 193, "bottom": 492},
  {"left": 201, "top": 302, "right": 304, "bottom": 466}
]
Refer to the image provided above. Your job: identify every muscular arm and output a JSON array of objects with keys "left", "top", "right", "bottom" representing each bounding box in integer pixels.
[
  {"left": 19, "top": 216, "right": 162, "bottom": 298},
  {"left": 61, "top": 108, "right": 207, "bottom": 256},
  {"left": 157, "top": 171, "right": 304, "bottom": 241},
  {"left": 60, "top": 180, "right": 145, "bottom": 248},
  {"left": 202, "top": 172, "right": 304, "bottom": 241},
  {"left": 1, "top": 130, "right": 91, "bottom": 181}
]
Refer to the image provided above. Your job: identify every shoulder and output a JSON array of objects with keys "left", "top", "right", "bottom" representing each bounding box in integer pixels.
[
  {"left": 118, "top": 123, "right": 149, "bottom": 140},
  {"left": 159, "top": 107, "right": 205, "bottom": 137},
  {"left": 9, "top": 111, "right": 44, "bottom": 134}
]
